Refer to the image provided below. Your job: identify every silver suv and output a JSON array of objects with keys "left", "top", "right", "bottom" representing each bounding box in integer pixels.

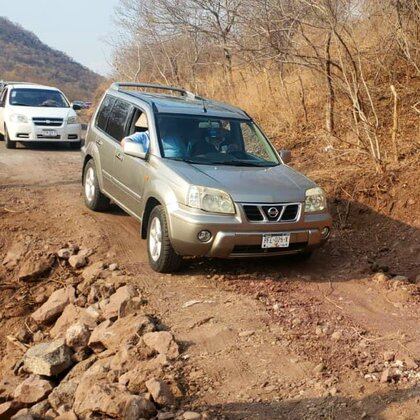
[{"left": 82, "top": 83, "right": 332, "bottom": 272}]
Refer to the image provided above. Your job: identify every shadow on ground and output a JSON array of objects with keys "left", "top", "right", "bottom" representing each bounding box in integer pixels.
[
  {"left": 15, "top": 141, "right": 84, "bottom": 152},
  {"left": 185, "top": 199, "right": 419, "bottom": 283},
  {"left": 201, "top": 386, "right": 420, "bottom": 419}
]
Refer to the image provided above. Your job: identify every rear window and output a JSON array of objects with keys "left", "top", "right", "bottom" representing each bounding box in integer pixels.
[
  {"left": 105, "top": 99, "right": 132, "bottom": 141},
  {"left": 96, "top": 95, "right": 116, "bottom": 132},
  {"left": 9, "top": 88, "right": 69, "bottom": 108}
]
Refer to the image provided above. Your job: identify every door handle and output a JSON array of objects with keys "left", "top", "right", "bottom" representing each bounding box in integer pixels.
[
  {"left": 95, "top": 139, "right": 103, "bottom": 146},
  {"left": 115, "top": 152, "right": 124, "bottom": 161}
]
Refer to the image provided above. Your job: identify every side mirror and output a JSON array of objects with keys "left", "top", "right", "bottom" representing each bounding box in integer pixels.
[
  {"left": 279, "top": 149, "right": 291, "bottom": 164},
  {"left": 71, "top": 102, "right": 82, "bottom": 111},
  {"left": 123, "top": 138, "right": 147, "bottom": 159}
]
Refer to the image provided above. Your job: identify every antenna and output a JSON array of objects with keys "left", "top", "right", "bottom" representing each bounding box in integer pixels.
[{"left": 201, "top": 97, "right": 207, "bottom": 113}]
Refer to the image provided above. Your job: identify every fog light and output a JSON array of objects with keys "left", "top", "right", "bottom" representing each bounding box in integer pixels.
[
  {"left": 321, "top": 227, "right": 330, "bottom": 239},
  {"left": 198, "top": 230, "right": 212, "bottom": 242}
]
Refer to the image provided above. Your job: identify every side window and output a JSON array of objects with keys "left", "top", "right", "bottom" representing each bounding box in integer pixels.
[
  {"left": 96, "top": 95, "right": 116, "bottom": 131},
  {"left": 128, "top": 108, "right": 149, "bottom": 136},
  {"left": 106, "top": 99, "right": 132, "bottom": 141}
]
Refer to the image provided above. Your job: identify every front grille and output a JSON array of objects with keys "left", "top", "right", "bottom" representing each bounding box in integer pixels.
[
  {"left": 243, "top": 205, "right": 264, "bottom": 221},
  {"left": 33, "top": 117, "right": 63, "bottom": 127},
  {"left": 242, "top": 203, "right": 301, "bottom": 222},
  {"left": 262, "top": 205, "right": 284, "bottom": 221},
  {"left": 232, "top": 242, "right": 307, "bottom": 254},
  {"left": 281, "top": 204, "right": 299, "bottom": 221}
]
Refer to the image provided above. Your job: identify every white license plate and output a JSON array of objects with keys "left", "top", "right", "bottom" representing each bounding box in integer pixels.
[
  {"left": 262, "top": 233, "right": 290, "bottom": 249},
  {"left": 42, "top": 129, "right": 57, "bottom": 137}
]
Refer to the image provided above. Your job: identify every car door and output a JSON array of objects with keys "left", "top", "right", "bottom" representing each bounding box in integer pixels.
[
  {"left": 113, "top": 106, "right": 149, "bottom": 218},
  {"left": 93, "top": 95, "right": 118, "bottom": 195}
]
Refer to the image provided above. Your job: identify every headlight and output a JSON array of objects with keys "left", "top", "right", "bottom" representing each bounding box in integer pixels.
[
  {"left": 10, "top": 114, "right": 29, "bottom": 123},
  {"left": 67, "top": 116, "right": 78, "bottom": 124},
  {"left": 305, "top": 187, "right": 327, "bottom": 212},
  {"left": 187, "top": 185, "right": 235, "bottom": 214}
]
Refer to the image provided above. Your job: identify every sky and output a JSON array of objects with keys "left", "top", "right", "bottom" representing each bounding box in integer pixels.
[{"left": 1, "top": 0, "right": 120, "bottom": 76}]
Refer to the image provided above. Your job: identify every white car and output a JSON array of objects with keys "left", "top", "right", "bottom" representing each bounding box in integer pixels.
[{"left": 0, "top": 83, "right": 82, "bottom": 149}]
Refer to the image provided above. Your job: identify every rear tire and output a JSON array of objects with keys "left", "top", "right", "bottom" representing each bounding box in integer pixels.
[
  {"left": 4, "top": 126, "right": 16, "bottom": 149},
  {"left": 147, "top": 205, "right": 183, "bottom": 273},
  {"left": 83, "top": 159, "right": 110, "bottom": 211}
]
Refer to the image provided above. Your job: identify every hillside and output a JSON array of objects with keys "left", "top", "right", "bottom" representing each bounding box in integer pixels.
[{"left": 0, "top": 17, "right": 103, "bottom": 100}]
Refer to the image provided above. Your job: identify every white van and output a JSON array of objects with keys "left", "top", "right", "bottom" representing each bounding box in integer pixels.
[{"left": 0, "top": 83, "right": 82, "bottom": 149}]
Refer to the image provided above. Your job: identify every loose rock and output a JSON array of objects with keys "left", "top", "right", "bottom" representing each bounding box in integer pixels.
[
  {"left": 18, "top": 256, "right": 53, "bottom": 282},
  {"left": 383, "top": 351, "right": 395, "bottom": 362},
  {"left": 146, "top": 378, "right": 175, "bottom": 406},
  {"left": 380, "top": 368, "right": 391, "bottom": 383},
  {"left": 124, "top": 395, "right": 157, "bottom": 419},
  {"left": 48, "top": 380, "right": 78, "bottom": 412},
  {"left": 89, "top": 314, "right": 155, "bottom": 353},
  {"left": 183, "top": 412, "right": 202, "bottom": 420},
  {"left": 50, "top": 305, "right": 97, "bottom": 338},
  {"left": 313, "top": 363, "right": 325, "bottom": 374},
  {"left": 108, "top": 263, "right": 119, "bottom": 271},
  {"left": 102, "top": 285, "right": 139, "bottom": 319},
  {"left": 65, "top": 323, "right": 91, "bottom": 351},
  {"left": 14, "top": 375, "right": 53, "bottom": 404},
  {"left": 68, "top": 254, "right": 87, "bottom": 269},
  {"left": 31, "top": 287, "right": 76, "bottom": 325},
  {"left": 0, "top": 401, "right": 22, "bottom": 419},
  {"left": 57, "top": 248, "right": 73, "bottom": 260},
  {"left": 143, "top": 331, "right": 179, "bottom": 360},
  {"left": 23, "top": 339, "right": 73, "bottom": 376}
]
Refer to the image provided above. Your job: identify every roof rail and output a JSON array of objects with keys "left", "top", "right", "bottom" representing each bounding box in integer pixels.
[{"left": 110, "top": 82, "right": 199, "bottom": 100}]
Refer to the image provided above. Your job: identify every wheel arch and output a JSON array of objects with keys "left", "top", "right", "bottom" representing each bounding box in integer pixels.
[
  {"left": 82, "top": 154, "right": 93, "bottom": 184},
  {"left": 141, "top": 197, "right": 162, "bottom": 239}
]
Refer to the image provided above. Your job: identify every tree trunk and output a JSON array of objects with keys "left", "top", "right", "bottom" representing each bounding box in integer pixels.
[{"left": 324, "top": 32, "right": 335, "bottom": 134}]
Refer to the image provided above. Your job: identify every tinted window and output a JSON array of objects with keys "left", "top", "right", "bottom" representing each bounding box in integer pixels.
[
  {"left": 9, "top": 89, "right": 69, "bottom": 108},
  {"left": 106, "top": 99, "right": 132, "bottom": 141},
  {"left": 96, "top": 95, "right": 116, "bottom": 131}
]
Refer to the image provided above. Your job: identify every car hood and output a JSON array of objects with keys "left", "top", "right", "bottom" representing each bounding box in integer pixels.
[
  {"left": 165, "top": 160, "right": 316, "bottom": 203},
  {"left": 6, "top": 106, "right": 75, "bottom": 119}
]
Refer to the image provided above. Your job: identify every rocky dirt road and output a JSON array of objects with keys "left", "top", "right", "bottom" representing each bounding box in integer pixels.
[{"left": 0, "top": 142, "right": 419, "bottom": 419}]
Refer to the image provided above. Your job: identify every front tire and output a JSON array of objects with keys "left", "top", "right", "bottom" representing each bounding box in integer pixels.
[
  {"left": 147, "top": 205, "right": 183, "bottom": 273},
  {"left": 4, "top": 126, "right": 16, "bottom": 149},
  {"left": 83, "top": 159, "right": 110, "bottom": 211}
]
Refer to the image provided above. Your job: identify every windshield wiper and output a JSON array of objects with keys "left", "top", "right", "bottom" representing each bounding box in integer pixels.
[
  {"left": 11, "top": 103, "right": 30, "bottom": 106},
  {"left": 209, "top": 160, "right": 276, "bottom": 167},
  {"left": 166, "top": 157, "right": 201, "bottom": 164}
]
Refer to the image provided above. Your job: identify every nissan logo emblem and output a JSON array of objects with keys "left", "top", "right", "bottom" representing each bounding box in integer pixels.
[
  {"left": 267, "top": 207, "right": 279, "bottom": 218},
  {"left": 46, "top": 120, "right": 51, "bottom": 124}
]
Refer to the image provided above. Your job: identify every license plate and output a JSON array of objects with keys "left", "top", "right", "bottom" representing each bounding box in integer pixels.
[
  {"left": 42, "top": 129, "right": 57, "bottom": 137},
  {"left": 262, "top": 233, "right": 290, "bottom": 249}
]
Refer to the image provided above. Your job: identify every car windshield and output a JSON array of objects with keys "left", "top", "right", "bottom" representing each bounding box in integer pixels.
[
  {"left": 9, "top": 88, "right": 69, "bottom": 108},
  {"left": 156, "top": 114, "right": 280, "bottom": 167}
]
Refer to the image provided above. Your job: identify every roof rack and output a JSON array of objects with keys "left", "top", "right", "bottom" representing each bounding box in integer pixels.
[{"left": 110, "top": 82, "right": 200, "bottom": 100}]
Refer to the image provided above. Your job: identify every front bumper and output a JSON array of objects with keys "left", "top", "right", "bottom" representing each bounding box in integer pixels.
[
  {"left": 8, "top": 122, "right": 82, "bottom": 142},
  {"left": 168, "top": 203, "right": 332, "bottom": 258}
]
